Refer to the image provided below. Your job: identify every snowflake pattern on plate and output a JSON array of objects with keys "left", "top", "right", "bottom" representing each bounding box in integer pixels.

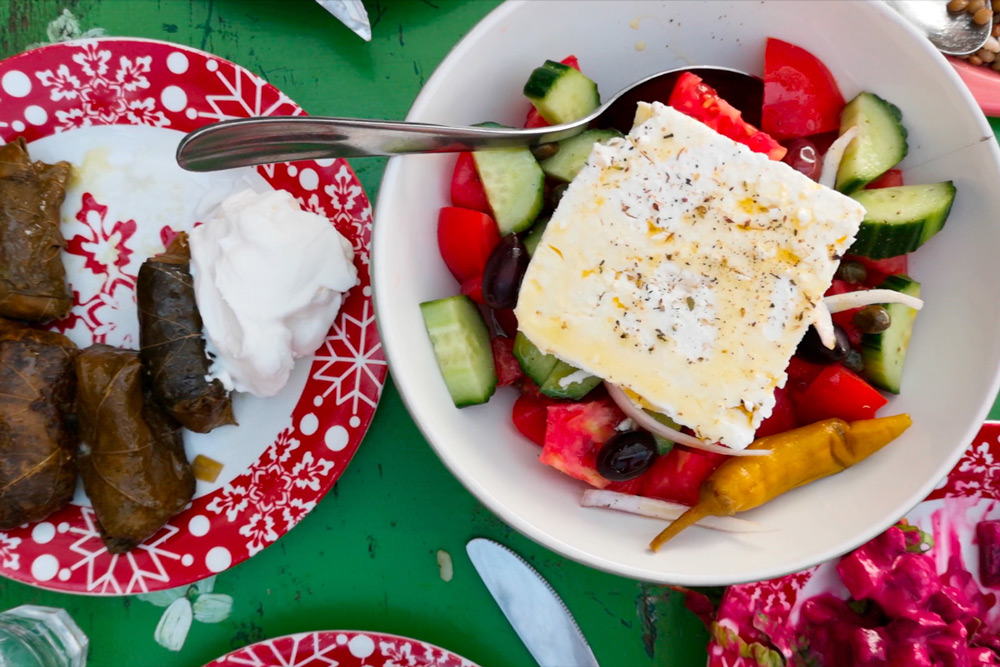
[
  {"left": 34, "top": 41, "right": 170, "bottom": 130},
  {"left": 708, "top": 421, "right": 1000, "bottom": 667},
  {"left": 204, "top": 631, "right": 480, "bottom": 667},
  {"left": 0, "top": 38, "right": 386, "bottom": 594}
]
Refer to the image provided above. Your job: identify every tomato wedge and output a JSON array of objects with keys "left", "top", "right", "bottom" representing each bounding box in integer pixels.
[
  {"left": 754, "top": 386, "right": 798, "bottom": 439},
  {"left": 491, "top": 307, "right": 519, "bottom": 338},
  {"left": 450, "top": 152, "right": 491, "bottom": 213},
  {"left": 825, "top": 278, "right": 854, "bottom": 297},
  {"left": 842, "top": 254, "right": 910, "bottom": 289},
  {"left": 512, "top": 393, "right": 554, "bottom": 446},
  {"left": 437, "top": 207, "right": 501, "bottom": 284},
  {"left": 539, "top": 399, "right": 623, "bottom": 488},
  {"left": 559, "top": 55, "right": 581, "bottom": 71},
  {"left": 786, "top": 356, "right": 825, "bottom": 395},
  {"left": 524, "top": 108, "right": 549, "bottom": 129},
  {"left": 795, "top": 365, "right": 888, "bottom": 424},
  {"left": 460, "top": 276, "right": 485, "bottom": 304},
  {"left": 866, "top": 169, "right": 904, "bottom": 190},
  {"left": 638, "top": 448, "right": 727, "bottom": 507},
  {"left": 491, "top": 337, "right": 522, "bottom": 387},
  {"left": 668, "top": 72, "right": 786, "bottom": 160},
  {"left": 762, "top": 38, "right": 845, "bottom": 141},
  {"left": 831, "top": 308, "right": 863, "bottom": 349},
  {"left": 603, "top": 476, "right": 645, "bottom": 496},
  {"left": 823, "top": 279, "right": 865, "bottom": 347}
]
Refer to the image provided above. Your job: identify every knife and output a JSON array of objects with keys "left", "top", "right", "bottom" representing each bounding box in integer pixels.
[
  {"left": 314, "top": 0, "right": 372, "bottom": 42},
  {"left": 466, "top": 538, "right": 600, "bottom": 667}
]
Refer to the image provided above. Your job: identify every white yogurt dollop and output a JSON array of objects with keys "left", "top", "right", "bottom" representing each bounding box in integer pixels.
[{"left": 189, "top": 189, "right": 358, "bottom": 397}]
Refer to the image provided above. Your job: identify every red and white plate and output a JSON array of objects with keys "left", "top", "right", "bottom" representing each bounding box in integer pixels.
[
  {"left": 707, "top": 420, "right": 1000, "bottom": 667},
  {"left": 0, "top": 38, "right": 386, "bottom": 594},
  {"left": 204, "top": 631, "right": 479, "bottom": 667}
]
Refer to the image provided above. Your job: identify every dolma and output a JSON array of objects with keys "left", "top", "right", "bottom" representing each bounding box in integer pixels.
[
  {"left": 0, "top": 319, "right": 78, "bottom": 529},
  {"left": 0, "top": 138, "right": 72, "bottom": 322},
  {"left": 137, "top": 232, "right": 235, "bottom": 433},
  {"left": 75, "top": 345, "right": 195, "bottom": 553}
]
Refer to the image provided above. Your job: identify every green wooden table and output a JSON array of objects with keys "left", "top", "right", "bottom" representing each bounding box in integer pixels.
[{"left": 2, "top": 3, "right": 999, "bottom": 667}]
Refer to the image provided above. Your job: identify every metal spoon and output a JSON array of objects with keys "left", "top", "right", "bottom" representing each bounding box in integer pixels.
[
  {"left": 885, "top": 0, "right": 991, "bottom": 56},
  {"left": 175, "top": 67, "right": 759, "bottom": 172}
]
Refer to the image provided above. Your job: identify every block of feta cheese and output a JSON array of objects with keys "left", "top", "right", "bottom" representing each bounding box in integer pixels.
[{"left": 514, "top": 102, "right": 866, "bottom": 449}]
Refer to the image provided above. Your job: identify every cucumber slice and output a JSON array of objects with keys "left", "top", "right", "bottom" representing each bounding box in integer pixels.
[
  {"left": 512, "top": 332, "right": 598, "bottom": 399},
  {"left": 861, "top": 274, "right": 921, "bottom": 394},
  {"left": 512, "top": 331, "right": 558, "bottom": 385},
  {"left": 472, "top": 148, "right": 544, "bottom": 234},
  {"left": 539, "top": 360, "right": 602, "bottom": 400},
  {"left": 523, "top": 217, "right": 549, "bottom": 256},
  {"left": 523, "top": 60, "right": 600, "bottom": 125},
  {"left": 835, "top": 92, "right": 908, "bottom": 193},
  {"left": 539, "top": 129, "right": 623, "bottom": 182},
  {"left": 848, "top": 182, "right": 956, "bottom": 259},
  {"left": 420, "top": 296, "right": 497, "bottom": 407},
  {"left": 645, "top": 409, "right": 680, "bottom": 454}
]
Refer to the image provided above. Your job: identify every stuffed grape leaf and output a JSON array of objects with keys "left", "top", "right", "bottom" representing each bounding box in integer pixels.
[
  {"left": 0, "top": 319, "right": 78, "bottom": 528},
  {"left": 75, "top": 345, "right": 195, "bottom": 553},
  {"left": 0, "top": 138, "right": 72, "bottom": 322},
  {"left": 137, "top": 232, "right": 235, "bottom": 433}
]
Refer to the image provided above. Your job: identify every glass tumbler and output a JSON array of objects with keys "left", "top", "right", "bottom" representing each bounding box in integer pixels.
[{"left": 0, "top": 605, "right": 88, "bottom": 667}]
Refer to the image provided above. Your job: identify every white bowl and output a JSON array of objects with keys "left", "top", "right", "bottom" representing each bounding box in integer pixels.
[{"left": 372, "top": 0, "right": 1000, "bottom": 585}]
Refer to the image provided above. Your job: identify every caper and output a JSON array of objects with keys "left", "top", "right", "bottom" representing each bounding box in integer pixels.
[
  {"left": 843, "top": 349, "right": 864, "bottom": 374},
  {"left": 836, "top": 261, "right": 867, "bottom": 285},
  {"left": 853, "top": 305, "right": 891, "bottom": 334},
  {"left": 795, "top": 324, "right": 851, "bottom": 365},
  {"left": 596, "top": 430, "right": 658, "bottom": 481},
  {"left": 530, "top": 142, "right": 560, "bottom": 161}
]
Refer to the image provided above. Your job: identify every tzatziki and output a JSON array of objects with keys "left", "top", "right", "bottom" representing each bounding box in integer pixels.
[{"left": 189, "top": 188, "right": 357, "bottom": 398}]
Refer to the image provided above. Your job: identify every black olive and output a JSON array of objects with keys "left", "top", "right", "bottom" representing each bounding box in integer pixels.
[
  {"left": 795, "top": 324, "right": 851, "bottom": 364},
  {"left": 835, "top": 261, "right": 867, "bottom": 285},
  {"left": 596, "top": 430, "right": 658, "bottom": 481},
  {"left": 482, "top": 234, "right": 530, "bottom": 309},
  {"left": 543, "top": 182, "right": 569, "bottom": 215},
  {"left": 853, "top": 305, "right": 891, "bottom": 334},
  {"left": 781, "top": 138, "right": 820, "bottom": 181},
  {"left": 530, "top": 142, "right": 560, "bottom": 161}
]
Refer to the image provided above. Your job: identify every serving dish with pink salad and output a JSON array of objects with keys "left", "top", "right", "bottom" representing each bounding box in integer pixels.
[{"left": 708, "top": 420, "right": 1000, "bottom": 667}]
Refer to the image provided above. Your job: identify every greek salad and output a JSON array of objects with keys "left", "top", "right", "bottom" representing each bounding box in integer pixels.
[{"left": 419, "top": 39, "right": 957, "bottom": 546}]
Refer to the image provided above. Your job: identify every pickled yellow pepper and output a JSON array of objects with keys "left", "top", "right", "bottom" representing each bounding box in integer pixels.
[{"left": 649, "top": 414, "right": 912, "bottom": 551}]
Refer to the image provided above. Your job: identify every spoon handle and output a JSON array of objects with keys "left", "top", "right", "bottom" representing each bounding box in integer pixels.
[{"left": 175, "top": 115, "right": 583, "bottom": 171}]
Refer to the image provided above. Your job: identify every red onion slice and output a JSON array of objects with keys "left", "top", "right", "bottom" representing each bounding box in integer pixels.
[
  {"left": 812, "top": 299, "right": 838, "bottom": 350},
  {"left": 819, "top": 126, "right": 859, "bottom": 189},
  {"left": 581, "top": 490, "right": 764, "bottom": 533},
  {"left": 824, "top": 289, "right": 924, "bottom": 313}
]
